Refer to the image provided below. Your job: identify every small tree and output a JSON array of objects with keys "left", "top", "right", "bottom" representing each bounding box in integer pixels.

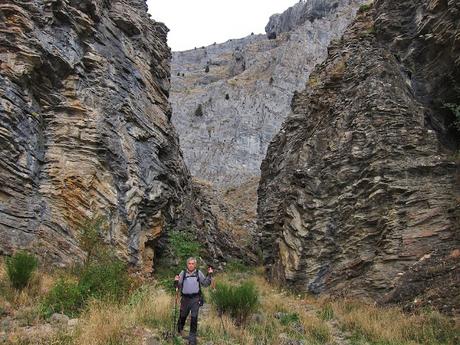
[
  {"left": 194, "top": 104, "right": 204, "bottom": 117},
  {"left": 76, "top": 215, "right": 108, "bottom": 265},
  {"left": 6, "top": 251, "right": 38, "bottom": 290}
]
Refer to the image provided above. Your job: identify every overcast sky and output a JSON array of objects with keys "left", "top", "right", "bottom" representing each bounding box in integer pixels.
[{"left": 146, "top": 0, "right": 299, "bottom": 51}]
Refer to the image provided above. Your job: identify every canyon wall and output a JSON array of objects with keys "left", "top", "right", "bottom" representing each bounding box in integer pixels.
[
  {"left": 0, "top": 0, "right": 245, "bottom": 272},
  {"left": 258, "top": 0, "right": 459, "bottom": 312}
]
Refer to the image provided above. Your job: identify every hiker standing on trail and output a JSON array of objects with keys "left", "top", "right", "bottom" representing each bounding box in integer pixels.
[{"left": 174, "top": 257, "right": 213, "bottom": 345}]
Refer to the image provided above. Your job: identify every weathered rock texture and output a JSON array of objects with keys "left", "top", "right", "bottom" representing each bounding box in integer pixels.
[
  {"left": 0, "top": 0, "right": 245, "bottom": 271},
  {"left": 258, "top": 0, "right": 459, "bottom": 306},
  {"left": 171, "top": 0, "right": 366, "bottom": 187}
]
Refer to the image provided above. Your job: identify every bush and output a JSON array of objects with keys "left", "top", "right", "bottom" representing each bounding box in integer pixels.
[
  {"left": 41, "top": 258, "right": 132, "bottom": 318},
  {"left": 444, "top": 103, "right": 460, "bottom": 130},
  {"left": 278, "top": 312, "right": 300, "bottom": 325},
  {"left": 358, "top": 3, "right": 373, "bottom": 13},
  {"left": 41, "top": 278, "right": 84, "bottom": 318},
  {"left": 79, "top": 257, "right": 131, "bottom": 301},
  {"left": 76, "top": 215, "right": 108, "bottom": 264},
  {"left": 210, "top": 281, "right": 259, "bottom": 325},
  {"left": 194, "top": 104, "right": 204, "bottom": 117},
  {"left": 168, "top": 230, "right": 202, "bottom": 265},
  {"left": 6, "top": 251, "right": 38, "bottom": 290}
]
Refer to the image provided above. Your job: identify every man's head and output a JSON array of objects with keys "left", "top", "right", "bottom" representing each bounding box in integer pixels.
[{"left": 186, "top": 257, "right": 197, "bottom": 272}]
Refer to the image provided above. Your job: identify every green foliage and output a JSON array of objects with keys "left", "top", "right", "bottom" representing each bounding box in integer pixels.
[
  {"left": 41, "top": 258, "right": 131, "bottom": 318},
  {"left": 76, "top": 215, "right": 108, "bottom": 264},
  {"left": 358, "top": 3, "right": 374, "bottom": 13},
  {"left": 168, "top": 230, "right": 202, "bottom": 265},
  {"left": 225, "top": 259, "right": 252, "bottom": 273},
  {"left": 6, "top": 251, "right": 38, "bottom": 290},
  {"left": 278, "top": 312, "right": 300, "bottom": 325},
  {"left": 78, "top": 257, "right": 131, "bottom": 301},
  {"left": 210, "top": 281, "right": 259, "bottom": 325},
  {"left": 41, "top": 278, "right": 84, "bottom": 318},
  {"left": 317, "top": 303, "right": 334, "bottom": 321},
  {"left": 41, "top": 214, "right": 132, "bottom": 317},
  {"left": 444, "top": 103, "right": 460, "bottom": 130}
]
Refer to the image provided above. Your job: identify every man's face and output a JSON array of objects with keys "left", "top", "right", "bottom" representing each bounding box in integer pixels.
[{"left": 187, "top": 260, "right": 197, "bottom": 272}]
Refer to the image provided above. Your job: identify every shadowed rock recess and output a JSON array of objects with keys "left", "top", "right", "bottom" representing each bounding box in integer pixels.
[
  {"left": 171, "top": 0, "right": 366, "bottom": 188},
  {"left": 258, "top": 0, "right": 459, "bottom": 311},
  {"left": 0, "top": 0, "right": 246, "bottom": 271}
]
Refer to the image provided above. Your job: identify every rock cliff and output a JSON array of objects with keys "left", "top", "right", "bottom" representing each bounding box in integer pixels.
[
  {"left": 0, "top": 0, "right": 245, "bottom": 271},
  {"left": 170, "top": 0, "right": 366, "bottom": 187},
  {"left": 258, "top": 0, "right": 459, "bottom": 309}
]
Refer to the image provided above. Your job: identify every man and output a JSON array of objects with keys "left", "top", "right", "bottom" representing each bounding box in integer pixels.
[{"left": 174, "top": 257, "right": 213, "bottom": 345}]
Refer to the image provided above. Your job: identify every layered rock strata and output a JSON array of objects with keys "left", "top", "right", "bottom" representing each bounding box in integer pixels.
[
  {"left": 171, "top": 0, "right": 366, "bottom": 187},
  {"left": 258, "top": 0, "right": 459, "bottom": 304},
  {"left": 0, "top": 0, "right": 246, "bottom": 271}
]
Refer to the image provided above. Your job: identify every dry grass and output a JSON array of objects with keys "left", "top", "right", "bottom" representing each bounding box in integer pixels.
[
  {"left": 75, "top": 301, "right": 135, "bottom": 345},
  {"left": 2, "top": 260, "right": 459, "bottom": 345},
  {"left": 330, "top": 298, "right": 459, "bottom": 345}
]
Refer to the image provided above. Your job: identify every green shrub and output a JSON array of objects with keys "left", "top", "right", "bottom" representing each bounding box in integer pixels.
[
  {"left": 41, "top": 258, "right": 131, "bottom": 318},
  {"left": 41, "top": 278, "right": 84, "bottom": 318},
  {"left": 210, "top": 281, "right": 259, "bottom": 325},
  {"left": 76, "top": 215, "right": 108, "bottom": 264},
  {"left": 6, "top": 251, "right": 38, "bottom": 290},
  {"left": 168, "top": 230, "right": 202, "bottom": 265},
  {"left": 444, "top": 103, "right": 460, "bottom": 131},
  {"left": 358, "top": 3, "right": 373, "bottom": 13},
  {"left": 78, "top": 257, "right": 131, "bottom": 301},
  {"left": 279, "top": 312, "right": 300, "bottom": 325}
]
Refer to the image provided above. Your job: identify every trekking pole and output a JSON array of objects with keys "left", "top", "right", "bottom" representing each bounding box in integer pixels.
[{"left": 172, "top": 280, "right": 179, "bottom": 341}]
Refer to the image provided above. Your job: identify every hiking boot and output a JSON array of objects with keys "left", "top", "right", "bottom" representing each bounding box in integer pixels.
[{"left": 188, "top": 333, "right": 197, "bottom": 345}]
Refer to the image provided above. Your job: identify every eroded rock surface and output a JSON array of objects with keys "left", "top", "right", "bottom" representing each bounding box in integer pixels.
[
  {"left": 0, "top": 0, "right": 246, "bottom": 271},
  {"left": 258, "top": 1, "right": 459, "bottom": 304},
  {"left": 171, "top": 0, "right": 366, "bottom": 187}
]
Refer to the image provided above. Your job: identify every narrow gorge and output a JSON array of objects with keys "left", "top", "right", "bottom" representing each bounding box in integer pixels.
[{"left": 0, "top": 0, "right": 459, "bottom": 332}]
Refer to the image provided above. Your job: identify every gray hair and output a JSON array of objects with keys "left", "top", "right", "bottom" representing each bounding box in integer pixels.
[{"left": 186, "top": 257, "right": 197, "bottom": 264}]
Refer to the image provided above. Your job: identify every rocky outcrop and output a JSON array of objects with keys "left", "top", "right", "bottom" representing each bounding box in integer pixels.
[
  {"left": 265, "top": 0, "right": 345, "bottom": 37},
  {"left": 171, "top": 0, "right": 366, "bottom": 187},
  {"left": 0, "top": 0, "right": 246, "bottom": 271},
  {"left": 0, "top": 0, "right": 185, "bottom": 271},
  {"left": 258, "top": 0, "right": 459, "bottom": 304}
]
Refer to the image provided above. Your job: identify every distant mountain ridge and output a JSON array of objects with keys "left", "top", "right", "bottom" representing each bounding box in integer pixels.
[{"left": 170, "top": 0, "right": 366, "bottom": 187}]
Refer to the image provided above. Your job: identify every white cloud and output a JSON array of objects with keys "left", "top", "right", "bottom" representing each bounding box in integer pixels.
[{"left": 146, "top": 0, "right": 299, "bottom": 51}]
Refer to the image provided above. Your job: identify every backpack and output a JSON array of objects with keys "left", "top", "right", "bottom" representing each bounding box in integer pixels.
[{"left": 180, "top": 270, "right": 205, "bottom": 306}]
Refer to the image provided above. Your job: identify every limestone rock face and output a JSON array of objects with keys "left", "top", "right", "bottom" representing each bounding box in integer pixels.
[
  {"left": 170, "top": 0, "right": 366, "bottom": 187},
  {"left": 0, "top": 0, "right": 245, "bottom": 270},
  {"left": 258, "top": 1, "right": 459, "bottom": 302}
]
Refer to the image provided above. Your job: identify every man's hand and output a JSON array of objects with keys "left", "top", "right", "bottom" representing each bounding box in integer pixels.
[
  {"left": 207, "top": 266, "right": 213, "bottom": 274},
  {"left": 174, "top": 274, "right": 180, "bottom": 289}
]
